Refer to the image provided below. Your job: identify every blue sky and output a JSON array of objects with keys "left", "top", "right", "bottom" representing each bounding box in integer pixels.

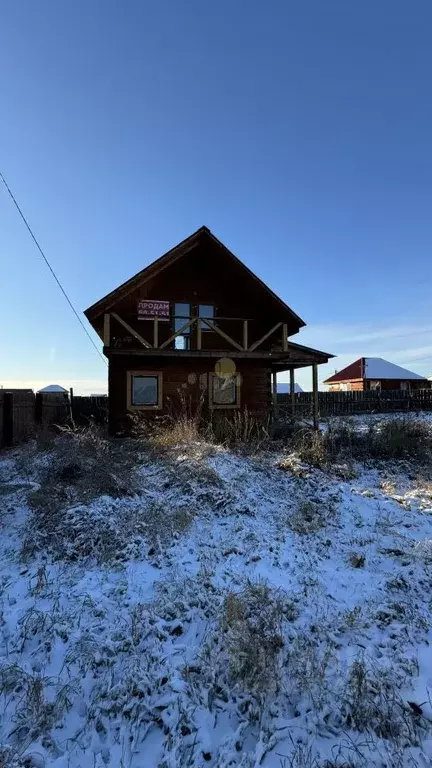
[{"left": 1, "top": 0, "right": 432, "bottom": 392}]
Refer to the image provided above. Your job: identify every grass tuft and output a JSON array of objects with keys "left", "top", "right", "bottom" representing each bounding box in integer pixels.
[{"left": 221, "top": 580, "right": 292, "bottom": 690}]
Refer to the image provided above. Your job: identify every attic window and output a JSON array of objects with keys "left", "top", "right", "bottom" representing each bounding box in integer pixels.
[
  {"left": 199, "top": 304, "right": 215, "bottom": 331},
  {"left": 174, "top": 303, "right": 191, "bottom": 350}
]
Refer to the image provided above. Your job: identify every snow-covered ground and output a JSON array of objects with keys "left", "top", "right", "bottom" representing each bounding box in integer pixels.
[{"left": 1, "top": 418, "right": 432, "bottom": 767}]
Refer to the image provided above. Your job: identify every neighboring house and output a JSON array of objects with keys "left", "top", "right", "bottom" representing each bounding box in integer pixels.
[
  {"left": 37, "top": 384, "right": 68, "bottom": 394},
  {"left": 277, "top": 382, "right": 304, "bottom": 393},
  {"left": 85, "top": 226, "right": 333, "bottom": 433},
  {"left": 324, "top": 358, "right": 428, "bottom": 391}
]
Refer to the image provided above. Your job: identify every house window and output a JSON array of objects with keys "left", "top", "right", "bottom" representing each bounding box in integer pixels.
[
  {"left": 369, "top": 380, "right": 381, "bottom": 391},
  {"left": 400, "top": 381, "right": 409, "bottom": 391},
  {"left": 199, "top": 304, "right": 215, "bottom": 331},
  {"left": 210, "top": 373, "right": 240, "bottom": 409},
  {"left": 174, "top": 303, "right": 191, "bottom": 350},
  {"left": 127, "top": 371, "right": 162, "bottom": 410}
]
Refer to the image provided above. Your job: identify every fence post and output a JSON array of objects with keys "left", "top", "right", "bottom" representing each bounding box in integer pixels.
[
  {"left": 3, "top": 392, "right": 14, "bottom": 447},
  {"left": 69, "top": 387, "right": 75, "bottom": 425},
  {"left": 290, "top": 368, "right": 296, "bottom": 417},
  {"left": 35, "top": 392, "right": 43, "bottom": 424},
  {"left": 312, "top": 364, "right": 319, "bottom": 430}
]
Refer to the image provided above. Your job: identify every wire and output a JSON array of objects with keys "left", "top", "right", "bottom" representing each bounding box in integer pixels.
[{"left": 0, "top": 171, "right": 107, "bottom": 366}]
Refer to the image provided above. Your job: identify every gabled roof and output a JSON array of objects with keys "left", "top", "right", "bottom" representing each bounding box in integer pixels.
[
  {"left": 84, "top": 226, "right": 306, "bottom": 327},
  {"left": 324, "top": 357, "right": 427, "bottom": 384}
]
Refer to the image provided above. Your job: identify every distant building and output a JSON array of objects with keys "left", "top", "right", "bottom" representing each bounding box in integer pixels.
[
  {"left": 324, "top": 358, "right": 429, "bottom": 392},
  {"left": 277, "top": 382, "right": 304, "bottom": 394},
  {"left": 37, "top": 384, "right": 68, "bottom": 394}
]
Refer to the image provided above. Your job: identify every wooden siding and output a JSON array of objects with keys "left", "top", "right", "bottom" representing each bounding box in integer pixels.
[
  {"left": 93, "top": 238, "right": 300, "bottom": 351},
  {"left": 108, "top": 356, "right": 272, "bottom": 434},
  {"left": 328, "top": 379, "right": 427, "bottom": 392}
]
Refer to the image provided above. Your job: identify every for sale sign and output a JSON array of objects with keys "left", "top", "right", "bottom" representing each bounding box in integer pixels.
[{"left": 137, "top": 300, "right": 170, "bottom": 320}]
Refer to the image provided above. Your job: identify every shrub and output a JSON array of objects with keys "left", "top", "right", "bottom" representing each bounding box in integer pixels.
[{"left": 348, "top": 552, "right": 365, "bottom": 568}]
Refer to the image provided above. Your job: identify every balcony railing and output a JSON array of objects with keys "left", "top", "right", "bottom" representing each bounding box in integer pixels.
[{"left": 103, "top": 313, "right": 289, "bottom": 353}]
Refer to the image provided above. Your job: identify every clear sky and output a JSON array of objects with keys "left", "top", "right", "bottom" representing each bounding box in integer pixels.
[{"left": 1, "top": 1, "right": 432, "bottom": 393}]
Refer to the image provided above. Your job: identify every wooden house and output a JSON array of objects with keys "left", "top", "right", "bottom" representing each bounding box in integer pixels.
[
  {"left": 324, "top": 357, "right": 429, "bottom": 392},
  {"left": 84, "top": 227, "right": 333, "bottom": 434}
]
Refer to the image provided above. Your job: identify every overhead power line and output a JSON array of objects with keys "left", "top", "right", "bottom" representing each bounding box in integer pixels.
[{"left": 0, "top": 172, "right": 107, "bottom": 366}]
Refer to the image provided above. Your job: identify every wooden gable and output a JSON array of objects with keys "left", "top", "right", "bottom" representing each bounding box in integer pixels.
[{"left": 85, "top": 226, "right": 305, "bottom": 339}]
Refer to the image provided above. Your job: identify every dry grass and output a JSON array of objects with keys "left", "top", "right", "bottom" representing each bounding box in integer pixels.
[
  {"left": 348, "top": 552, "right": 366, "bottom": 568},
  {"left": 23, "top": 496, "right": 196, "bottom": 564},
  {"left": 286, "top": 630, "right": 336, "bottom": 709},
  {"left": 343, "top": 658, "right": 421, "bottom": 742},
  {"left": 212, "top": 408, "right": 271, "bottom": 450},
  {"left": 28, "top": 425, "right": 140, "bottom": 512},
  {"left": 293, "top": 417, "right": 432, "bottom": 468},
  {"left": 0, "top": 664, "right": 76, "bottom": 750},
  {"left": 0, "top": 748, "right": 23, "bottom": 768},
  {"left": 288, "top": 499, "right": 339, "bottom": 534},
  {"left": 221, "top": 580, "right": 294, "bottom": 691},
  {"left": 131, "top": 390, "right": 211, "bottom": 452},
  {"left": 132, "top": 393, "right": 271, "bottom": 453}
]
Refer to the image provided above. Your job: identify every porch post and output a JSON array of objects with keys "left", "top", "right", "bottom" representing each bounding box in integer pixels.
[
  {"left": 290, "top": 368, "right": 296, "bottom": 417},
  {"left": 272, "top": 371, "right": 278, "bottom": 404},
  {"left": 312, "top": 364, "right": 319, "bottom": 430}
]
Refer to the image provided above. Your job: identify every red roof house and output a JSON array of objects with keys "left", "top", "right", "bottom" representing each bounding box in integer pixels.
[{"left": 324, "top": 357, "right": 429, "bottom": 391}]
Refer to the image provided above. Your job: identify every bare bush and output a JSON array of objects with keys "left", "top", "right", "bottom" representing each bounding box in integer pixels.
[{"left": 132, "top": 391, "right": 271, "bottom": 453}]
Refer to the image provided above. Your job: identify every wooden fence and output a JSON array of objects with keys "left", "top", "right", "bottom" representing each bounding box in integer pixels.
[
  {"left": 0, "top": 391, "right": 108, "bottom": 448},
  {"left": 71, "top": 395, "right": 108, "bottom": 425},
  {"left": 277, "top": 388, "right": 432, "bottom": 418}
]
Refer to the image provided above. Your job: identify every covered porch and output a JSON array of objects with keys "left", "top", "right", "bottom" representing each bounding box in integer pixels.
[{"left": 270, "top": 341, "right": 333, "bottom": 429}]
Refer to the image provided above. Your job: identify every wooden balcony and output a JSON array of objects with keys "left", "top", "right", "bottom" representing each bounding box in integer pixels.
[{"left": 103, "top": 313, "right": 289, "bottom": 355}]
